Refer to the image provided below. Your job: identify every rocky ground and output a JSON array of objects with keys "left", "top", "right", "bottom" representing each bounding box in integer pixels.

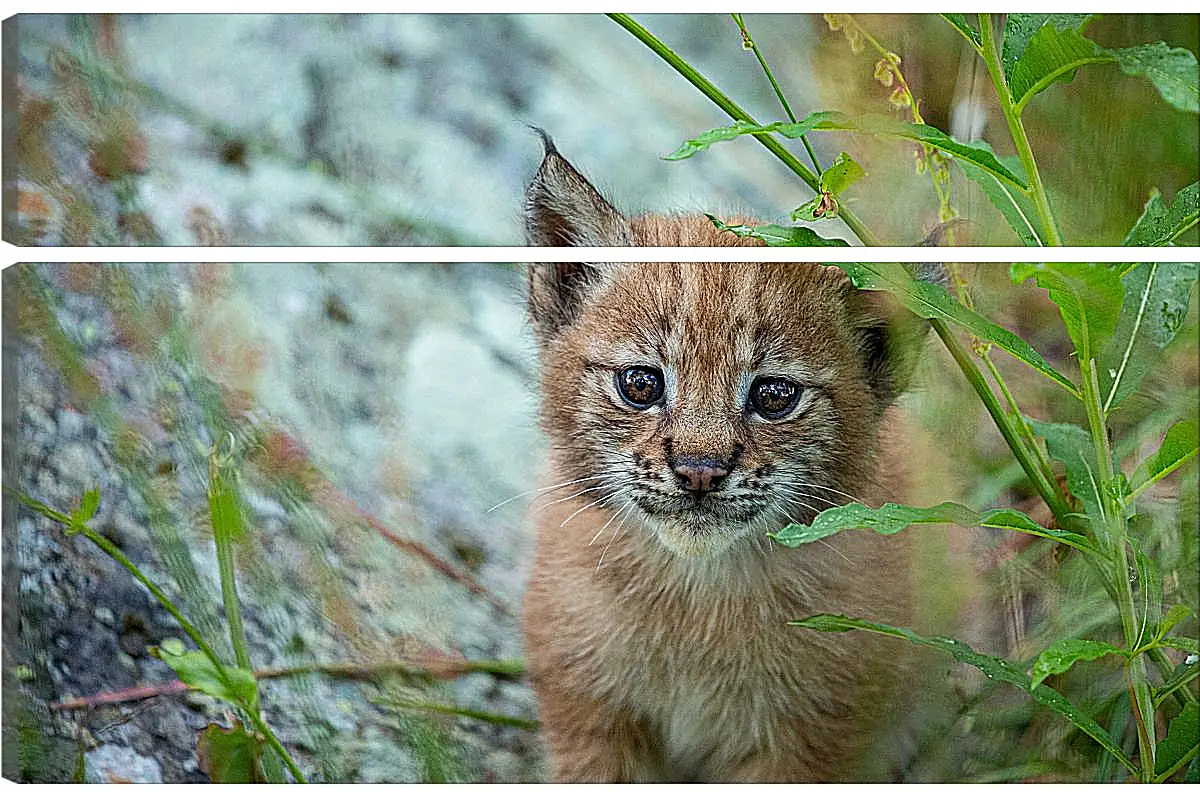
[
  {"left": 10, "top": 13, "right": 835, "bottom": 248},
  {"left": 6, "top": 261, "right": 550, "bottom": 782}
]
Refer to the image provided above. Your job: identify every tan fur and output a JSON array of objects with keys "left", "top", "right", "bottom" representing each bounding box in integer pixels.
[{"left": 521, "top": 145, "right": 935, "bottom": 782}]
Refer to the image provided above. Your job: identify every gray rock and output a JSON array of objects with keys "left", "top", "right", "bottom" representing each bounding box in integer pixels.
[{"left": 85, "top": 744, "right": 164, "bottom": 784}]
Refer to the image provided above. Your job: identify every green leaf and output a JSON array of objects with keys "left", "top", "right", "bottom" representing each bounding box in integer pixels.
[
  {"left": 1010, "top": 26, "right": 1113, "bottom": 113},
  {"left": 1099, "top": 264, "right": 1200, "bottom": 412},
  {"left": 1011, "top": 263, "right": 1124, "bottom": 363},
  {"left": 957, "top": 146, "right": 1044, "bottom": 246},
  {"left": 820, "top": 151, "right": 865, "bottom": 195},
  {"left": 1030, "top": 638, "right": 1126, "bottom": 688},
  {"left": 667, "top": 112, "right": 1027, "bottom": 188},
  {"left": 790, "top": 614, "right": 1138, "bottom": 775},
  {"left": 665, "top": 112, "right": 845, "bottom": 161},
  {"left": 941, "top": 14, "right": 981, "bottom": 48},
  {"left": 197, "top": 721, "right": 275, "bottom": 783},
  {"left": 771, "top": 500, "right": 1097, "bottom": 554},
  {"left": 1114, "top": 43, "right": 1200, "bottom": 115},
  {"left": 1160, "top": 637, "right": 1200, "bottom": 655},
  {"left": 1002, "top": 14, "right": 1093, "bottom": 83},
  {"left": 707, "top": 216, "right": 850, "bottom": 247},
  {"left": 835, "top": 263, "right": 1079, "bottom": 396},
  {"left": 1133, "top": 541, "right": 1164, "bottom": 649},
  {"left": 1122, "top": 183, "right": 1200, "bottom": 246},
  {"left": 159, "top": 648, "right": 257, "bottom": 707},
  {"left": 74, "top": 488, "right": 100, "bottom": 526},
  {"left": 1129, "top": 419, "right": 1200, "bottom": 499},
  {"left": 1157, "top": 605, "right": 1198, "bottom": 641},
  {"left": 1155, "top": 701, "right": 1199, "bottom": 780},
  {"left": 1027, "top": 419, "right": 1107, "bottom": 535},
  {"left": 1156, "top": 658, "right": 1200, "bottom": 706}
]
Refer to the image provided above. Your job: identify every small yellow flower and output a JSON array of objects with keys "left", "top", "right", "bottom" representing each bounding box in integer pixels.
[{"left": 873, "top": 58, "right": 894, "bottom": 87}]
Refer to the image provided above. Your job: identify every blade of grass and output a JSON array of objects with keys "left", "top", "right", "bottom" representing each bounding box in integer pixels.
[{"left": 606, "top": 13, "right": 881, "bottom": 247}]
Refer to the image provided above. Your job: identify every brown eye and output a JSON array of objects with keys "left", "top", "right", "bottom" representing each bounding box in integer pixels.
[
  {"left": 616, "top": 367, "right": 665, "bottom": 409},
  {"left": 749, "top": 376, "right": 802, "bottom": 420}
]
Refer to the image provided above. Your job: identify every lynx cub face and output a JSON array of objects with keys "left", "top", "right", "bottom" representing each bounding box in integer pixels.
[
  {"left": 521, "top": 139, "right": 937, "bottom": 782},
  {"left": 531, "top": 263, "right": 902, "bottom": 560}
]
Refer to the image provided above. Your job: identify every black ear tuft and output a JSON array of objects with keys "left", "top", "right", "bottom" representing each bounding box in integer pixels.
[
  {"left": 524, "top": 131, "right": 631, "bottom": 248},
  {"left": 524, "top": 131, "right": 628, "bottom": 345}
]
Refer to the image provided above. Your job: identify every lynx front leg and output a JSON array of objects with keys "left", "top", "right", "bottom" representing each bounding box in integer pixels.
[{"left": 532, "top": 676, "right": 662, "bottom": 782}]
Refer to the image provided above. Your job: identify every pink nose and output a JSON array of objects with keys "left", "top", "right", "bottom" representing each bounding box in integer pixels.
[{"left": 673, "top": 459, "right": 729, "bottom": 493}]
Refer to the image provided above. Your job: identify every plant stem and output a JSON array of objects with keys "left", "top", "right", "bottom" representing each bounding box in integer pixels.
[
  {"left": 978, "top": 14, "right": 1064, "bottom": 246},
  {"left": 208, "top": 449, "right": 255, "bottom": 679},
  {"left": 980, "top": 352, "right": 1061, "bottom": 497},
  {"left": 730, "top": 14, "right": 821, "bottom": 172},
  {"left": 1081, "top": 358, "right": 1156, "bottom": 781},
  {"left": 931, "top": 320, "right": 1073, "bottom": 525},
  {"left": 246, "top": 710, "right": 307, "bottom": 783},
  {"left": 384, "top": 698, "right": 539, "bottom": 731},
  {"left": 608, "top": 13, "right": 882, "bottom": 247},
  {"left": 62, "top": 514, "right": 233, "bottom": 689}
]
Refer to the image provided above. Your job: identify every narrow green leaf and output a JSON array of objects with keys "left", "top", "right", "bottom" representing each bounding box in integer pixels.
[
  {"left": 820, "top": 151, "right": 865, "bottom": 195},
  {"left": 667, "top": 112, "right": 1027, "bottom": 188},
  {"left": 1099, "top": 264, "right": 1200, "bottom": 412},
  {"left": 1030, "top": 638, "right": 1126, "bottom": 688},
  {"left": 1160, "top": 637, "right": 1200, "bottom": 655},
  {"left": 1114, "top": 43, "right": 1200, "bottom": 114},
  {"left": 790, "top": 614, "right": 1138, "bottom": 775},
  {"left": 1129, "top": 419, "right": 1200, "bottom": 499},
  {"left": 1122, "top": 183, "right": 1200, "bottom": 246},
  {"left": 1002, "top": 14, "right": 1093, "bottom": 83},
  {"left": 1133, "top": 540, "right": 1165, "bottom": 649},
  {"left": 159, "top": 648, "right": 257, "bottom": 707},
  {"left": 957, "top": 147, "right": 1044, "bottom": 246},
  {"left": 75, "top": 488, "right": 100, "bottom": 525},
  {"left": 1028, "top": 418, "right": 1107, "bottom": 535},
  {"left": 1157, "top": 605, "right": 1198, "bottom": 641},
  {"left": 941, "top": 14, "right": 981, "bottom": 48},
  {"left": 771, "top": 500, "right": 1096, "bottom": 554},
  {"left": 1155, "top": 701, "right": 1199, "bottom": 780},
  {"left": 1010, "top": 26, "right": 1113, "bottom": 113},
  {"left": 1156, "top": 658, "right": 1200, "bottom": 706},
  {"left": 1011, "top": 263, "right": 1124, "bottom": 363},
  {"left": 665, "top": 112, "right": 844, "bottom": 160},
  {"left": 707, "top": 216, "right": 850, "bottom": 247},
  {"left": 835, "top": 264, "right": 1079, "bottom": 396}
]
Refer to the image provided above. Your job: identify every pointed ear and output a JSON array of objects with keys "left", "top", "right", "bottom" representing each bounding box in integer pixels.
[
  {"left": 523, "top": 130, "right": 631, "bottom": 248},
  {"left": 844, "top": 264, "right": 946, "bottom": 409},
  {"left": 526, "top": 263, "right": 609, "bottom": 345}
]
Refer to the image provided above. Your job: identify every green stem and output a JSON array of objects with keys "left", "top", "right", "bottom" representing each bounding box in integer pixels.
[
  {"left": 730, "top": 14, "right": 821, "bottom": 172},
  {"left": 978, "top": 14, "right": 1064, "bottom": 246},
  {"left": 608, "top": 13, "right": 881, "bottom": 247},
  {"left": 385, "top": 699, "right": 539, "bottom": 731},
  {"left": 980, "top": 352, "right": 1062, "bottom": 497},
  {"left": 246, "top": 710, "right": 308, "bottom": 783},
  {"left": 1081, "top": 358, "right": 1156, "bottom": 781},
  {"left": 31, "top": 504, "right": 234, "bottom": 690},
  {"left": 932, "top": 320, "right": 1073, "bottom": 525}
]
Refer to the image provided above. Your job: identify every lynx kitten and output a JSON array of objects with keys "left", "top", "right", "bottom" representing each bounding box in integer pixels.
[{"left": 521, "top": 138, "right": 942, "bottom": 782}]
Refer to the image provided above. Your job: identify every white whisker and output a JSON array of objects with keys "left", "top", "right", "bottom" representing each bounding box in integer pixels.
[
  {"left": 597, "top": 501, "right": 638, "bottom": 571},
  {"left": 485, "top": 472, "right": 622, "bottom": 513},
  {"left": 560, "top": 487, "right": 626, "bottom": 528}
]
